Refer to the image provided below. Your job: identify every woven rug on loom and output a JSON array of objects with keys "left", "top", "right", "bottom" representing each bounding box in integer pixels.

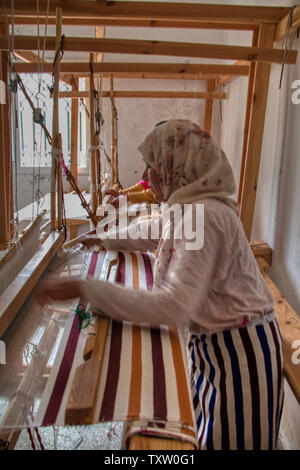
[{"left": 33, "top": 251, "right": 198, "bottom": 448}]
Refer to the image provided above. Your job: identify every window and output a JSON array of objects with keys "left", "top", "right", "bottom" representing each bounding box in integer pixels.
[{"left": 18, "top": 74, "right": 87, "bottom": 169}]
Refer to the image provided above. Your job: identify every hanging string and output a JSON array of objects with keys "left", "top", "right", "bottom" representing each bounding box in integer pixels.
[{"left": 279, "top": 6, "right": 297, "bottom": 89}]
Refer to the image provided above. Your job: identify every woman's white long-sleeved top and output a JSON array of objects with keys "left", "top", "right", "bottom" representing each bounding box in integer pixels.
[{"left": 80, "top": 199, "right": 274, "bottom": 335}]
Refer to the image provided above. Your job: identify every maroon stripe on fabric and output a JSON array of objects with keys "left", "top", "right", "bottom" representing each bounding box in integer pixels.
[
  {"left": 99, "top": 320, "right": 123, "bottom": 421},
  {"left": 239, "top": 326, "right": 261, "bottom": 450},
  {"left": 98, "top": 252, "right": 125, "bottom": 421},
  {"left": 151, "top": 328, "right": 167, "bottom": 420},
  {"left": 117, "top": 252, "right": 126, "bottom": 285},
  {"left": 42, "top": 252, "right": 99, "bottom": 426},
  {"left": 211, "top": 334, "right": 230, "bottom": 450},
  {"left": 141, "top": 252, "right": 153, "bottom": 289},
  {"left": 141, "top": 252, "right": 167, "bottom": 419},
  {"left": 269, "top": 321, "right": 283, "bottom": 435}
]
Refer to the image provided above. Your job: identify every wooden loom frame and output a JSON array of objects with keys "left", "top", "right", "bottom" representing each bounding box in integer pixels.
[{"left": 0, "top": 1, "right": 300, "bottom": 450}]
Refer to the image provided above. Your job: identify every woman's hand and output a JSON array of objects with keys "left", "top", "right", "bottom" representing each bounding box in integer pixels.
[{"left": 33, "top": 278, "right": 84, "bottom": 307}]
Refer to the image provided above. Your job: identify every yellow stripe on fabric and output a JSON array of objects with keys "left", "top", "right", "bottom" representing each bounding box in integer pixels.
[{"left": 169, "top": 328, "right": 194, "bottom": 427}]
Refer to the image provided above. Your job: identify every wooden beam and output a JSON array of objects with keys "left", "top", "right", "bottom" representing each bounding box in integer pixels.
[
  {"left": 57, "top": 90, "right": 227, "bottom": 100},
  {"left": 238, "top": 28, "right": 259, "bottom": 204},
  {"left": 13, "top": 49, "right": 73, "bottom": 87},
  {"left": 239, "top": 24, "right": 275, "bottom": 240},
  {"left": 12, "top": 2, "right": 290, "bottom": 24},
  {"left": 251, "top": 240, "right": 272, "bottom": 266},
  {"left": 70, "top": 77, "right": 79, "bottom": 192},
  {"left": 275, "top": 5, "right": 300, "bottom": 43},
  {"left": 89, "top": 53, "right": 97, "bottom": 215},
  {"left": 51, "top": 8, "right": 62, "bottom": 231},
  {"left": 203, "top": 80, "right": 215, "bottom": 134},
  {"left": 257, "top": 259, "right": 300, "bottom": 405},
  {"left": 128, "top": 435, "right": 195, "bottom": 450},
  {"left": 1, "top": 37, "right": 296, "bottom": 64},
  {"left": 0, "top": 27, "right": 11, "bottom": 248},
  {"left": 0, "top": 230, "right": 64, "bottom": 339},
  {"left": 96, "top": 25, "right": 105, "bottom": 63},
  {"left": 13, "top": 62, "right": 250, "bottom": 80},
  {"left": 2, "top": 15, "right": 259, "bottom": 31}
]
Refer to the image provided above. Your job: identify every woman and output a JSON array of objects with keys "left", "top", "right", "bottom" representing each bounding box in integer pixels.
[{"left": 35, "top": 120, "right": 283, "bottom": 450}]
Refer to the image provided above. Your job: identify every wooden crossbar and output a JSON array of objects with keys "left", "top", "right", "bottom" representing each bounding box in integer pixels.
[
  {"left": 56, "top": 90, "right": 227, "bottom": 100},
  {"left": 0, "top": 37, "right": 297, "bottom": 64},
  {"left": 12, "top": 1, "right": 291, "bottom": 24}
]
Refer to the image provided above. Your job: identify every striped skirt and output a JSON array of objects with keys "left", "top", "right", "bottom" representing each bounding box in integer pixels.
[{"left": 188, "top": 312, "right": 284, "bottom": 450}]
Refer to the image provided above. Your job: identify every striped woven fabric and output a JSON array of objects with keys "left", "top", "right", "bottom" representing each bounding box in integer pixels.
[{"left": 31, "top": 250, "right": 197, "bottom": 448}]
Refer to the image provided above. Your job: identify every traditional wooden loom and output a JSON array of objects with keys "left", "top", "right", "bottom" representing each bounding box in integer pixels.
[{"left": 0, "top": 1, "right": 300, "bottom": 450}]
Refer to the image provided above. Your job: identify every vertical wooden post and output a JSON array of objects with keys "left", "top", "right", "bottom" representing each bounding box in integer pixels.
[
  {"left": 69, "top": 76, "right": 79, "bottom": 240},
  {"left": 51, "top": 7, "right": 62, "bottom": 232},
  {"left": 0, "top": 25, "right": 13, "bottom": 248},
  {"left": 89, "top": 53, "right": 97, "bottom": 215},
  {"left": 238, "top": 28, "right": 259, "bottom": 204},
  {"left": 95, "top": 25, "right": 105, "bottom": 206},
  {"left": 239, "top": 24, "right": 275, "bottom": 240},
  {"left": 110, "top": 74, "right": 117, "bottom": 187},
  {"left": 57, "top": 133, "right": 63, "bottom": 229},
  {"left": 70, "top": 76, "right": 79, "bottom": 191},
  {"left": 203, "top": 79, "right": 215, "bottom": 134}
]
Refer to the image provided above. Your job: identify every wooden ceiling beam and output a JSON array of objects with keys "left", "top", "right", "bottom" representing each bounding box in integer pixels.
[
  {"left": 56, "top": 90, "right": 227, "bottom": 100},
  {"left": 13, "top": 62, "right": 250, "bottom": 80},
  {"left": 1, "top": 16, "right": 259, "bottom": 31},
  {"left": 11, "top": 1, "right": 290, "bottom": 24},
  {"left": 1, "top": 36, "right": 296, "bottom": 64},
  {"left": 275, "top": 5, "right": 300, "bottom": 42}
]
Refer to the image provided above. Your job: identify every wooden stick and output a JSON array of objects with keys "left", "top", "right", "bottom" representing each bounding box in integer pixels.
[
  {"left": 275, "top": 5, "right": 300, "bottom": 43},
  {"left": 0, "top": 231, "right": 64, "bottom": 338},
  {"left": 56, "top": 90, "right": 227, "bottom": 99},
  {"left": 65, "top": 315, "right": 109, "bottom": 425},
  {"left": 13, "top": 62, "right": 250, "bottom": 78},
  {"left": 0, "top": 26, "right": 12, "bottom": 248},
  {"left": 70, "top": 77, "right": 79, "bottom": 193},
  {"left": 128, "top": 435, "right": 195, "bottom": 450},
  {"left": 239, "top": 24, "right": 275, "bottom": 240},
  {"left": 110, "top": 75, "right": 117, "bottom": 186},
  {"left": 238, "top": 29, "right": 259, "bottom": 204},
  {"left": 65, "top": 252, "right": 118, "bottom": 425},
  {"left": 3, "top": 36, "right": 297, "bottom": 64},
  {"left": 51, "top": 7, "right": 62, "bottom": 232},
  {"left": 89, "top": 53, "right": 97, "bottom": 216},
  {"left": 56, "top": 134, "right": 63, "bottom": 229},
  {"left": 203, "top": 80, "right": 215, "bottom": 133},
  {"left": 1, "top": 15, "right": 260, "bottom": 31},
  {"left": 11, "top": 2, "right": 290, "bottom": 24}
]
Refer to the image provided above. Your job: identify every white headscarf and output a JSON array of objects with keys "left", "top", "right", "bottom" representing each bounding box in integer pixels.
[{"left": 138, "top": 119, "right": 239, "bottom": 284}]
